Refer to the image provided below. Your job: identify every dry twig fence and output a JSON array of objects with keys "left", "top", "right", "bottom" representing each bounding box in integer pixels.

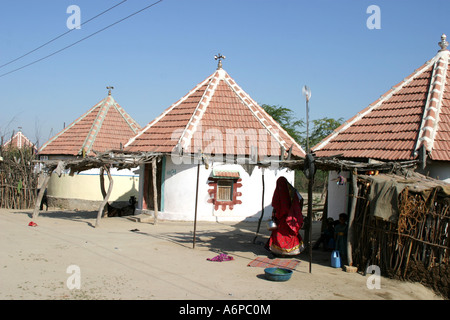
[
  {"left": 351, "top": 176, "right": 450, "bottom": 299},
  {"left": 0, "top": 144, "right": 38, "bottom": 209}
]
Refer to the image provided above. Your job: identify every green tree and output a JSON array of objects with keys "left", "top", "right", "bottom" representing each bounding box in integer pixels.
[
  {"left": 262, "top": 104, "right": 343, "bottom": 150},
  {"left": 262, "top": 104, "right": 344, "bottom": 193},
  {"left": 261, "top": 104, "right": 304, "bottom": 144},
  {"left": 308, "top": 117, "right": 344, "bottom": 149}
]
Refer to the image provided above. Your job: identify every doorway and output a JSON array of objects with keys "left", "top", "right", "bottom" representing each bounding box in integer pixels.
[{"left": 143, "top": 160, "right": 162, "bottom": 211}]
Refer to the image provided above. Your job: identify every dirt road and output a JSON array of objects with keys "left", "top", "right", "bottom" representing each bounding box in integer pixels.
[{"left": 0, "top": 208, "right": 443, "bottom": 300}]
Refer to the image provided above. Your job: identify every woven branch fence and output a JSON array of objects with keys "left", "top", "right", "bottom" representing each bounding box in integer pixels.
[
  {"left": 351, "top": 177, "right": 450, "bottom": 299},
  {"left": 0, "top": 145, "right": 39, "bottom": 209}
]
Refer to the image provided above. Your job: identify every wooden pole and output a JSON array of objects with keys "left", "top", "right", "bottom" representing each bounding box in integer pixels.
[
  {"left": 346, "top": 169, "right": 358, "bottom": 266},
  {"left": 304, "top": 88, "right": 313, "bottom": 273},
  {"left": 152, "top": 158, "right": 159, "bottom": 225},
  {"left": 32, "top": 173, "right": 51, "bottom": 219},
  {"left": 307, "top": 172, "right": 314, "bottom": 273},
  {"left": 95, "top": 165, "right": 113, "bottom": 228},
  {"left": 253, "top": 168, "right": 265, "bottom": 243},
  {"left": 100, "top": 166, "right": 106, "bottom": 198},
  {"left": 99, "top": 166, "right": 108, "bottom": 217},
  {"left": 193, "top": 152, "right": 201, "bottom": 249},
  {"left": 403, "top": 239, "right": 414, "bottom": 278}
]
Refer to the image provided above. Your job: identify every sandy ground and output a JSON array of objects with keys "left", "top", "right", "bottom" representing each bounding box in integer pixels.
[{"left": 0, "top": 208, "right": 444, "bottom": 300}]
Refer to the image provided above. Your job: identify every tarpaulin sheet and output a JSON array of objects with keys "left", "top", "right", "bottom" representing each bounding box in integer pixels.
[{"left": 364, "top": 174, "right": 450, "bottom": 222}]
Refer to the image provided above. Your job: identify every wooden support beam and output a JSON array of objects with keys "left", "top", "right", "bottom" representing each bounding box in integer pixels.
[
  {"left": 100, "top": 166, "right": 106, "bottom": 198},
  {"left": 99, "top": 166, "right": 108, "bottom": 217},
  {"left": 193, "top": 150, "right": 203, "bottom": 249},
  {"left": 346, "top": 169, "right": 358, "bottom": 266},
  {"left": 253, "top": 168, "right": 265, "bottom": 243},
  {"left": 95, "top": 165, "right": 113, "bottom": 228},
  {"left": 193, "top": 161, "right": 200, "bottom": 249},
  {"left": 32, "top": 173, "right": 51, "bottom": 219},
  {"left": 307, "top": 172, "right": 314, "bottom": 273},
  {"left": 152, "top": 158, "right": 159, "bottom": 225}
]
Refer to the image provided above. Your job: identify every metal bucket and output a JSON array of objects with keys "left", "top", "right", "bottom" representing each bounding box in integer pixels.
[{"left": 267, "top": 220, "right": 277, "bottom": 231}]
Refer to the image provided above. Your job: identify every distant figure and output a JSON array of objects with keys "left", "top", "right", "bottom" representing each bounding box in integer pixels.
[
  {"left": 266, "top": 177, "right": 305, "bottom": 256},
  {"left": 129, "top": 196, "right": 137, "bottom": 215},
  {"left": 313, "top": 217, "right": 335, "bottom": 251},
  {"left": 38, "top": 188, "right": 48, "bottom": 211},
  {"left": 334, "top": 213, "right": 348, "bottom": 259}
]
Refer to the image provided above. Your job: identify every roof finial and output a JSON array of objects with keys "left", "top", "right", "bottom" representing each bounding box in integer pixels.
[
  {"left": 106, "top": 86, "right": 114, "bottom": 96},
  {"left": 214, "top": 53, "right": 226, "bottom": 69},
  {"left": 439, "top": 34, "right": 448, "bottom": 51}
]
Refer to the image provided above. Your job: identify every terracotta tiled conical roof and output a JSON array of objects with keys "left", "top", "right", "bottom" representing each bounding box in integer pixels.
[
  {"left": 314, "top": 34, "right": 450, "bottom": 162},
  {"left": 39, "top": 95, "right": 141, "bottom": 157},
  {"left": 125, "top": 66, "right": 305, "bottom": 159},
  {"left": 2, "top": 130, "right": 36, "bottom": 150}
]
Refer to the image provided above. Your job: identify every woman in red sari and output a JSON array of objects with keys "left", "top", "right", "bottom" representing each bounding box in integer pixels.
[{"left": 267, "top": 176, "right": 305, "bottom": 256}]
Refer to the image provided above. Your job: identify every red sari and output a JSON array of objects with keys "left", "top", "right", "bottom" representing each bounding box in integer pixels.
[{"left": 268, "top": 177, "right": 304, "bottom": 256}]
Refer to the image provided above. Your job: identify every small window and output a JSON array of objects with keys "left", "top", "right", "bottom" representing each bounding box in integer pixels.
[
  {"left": 207, "top": 170, "right": 242, "bottom": 211},
  {"left": 217, "top": 180, "right": 233, "bottom": 201}
]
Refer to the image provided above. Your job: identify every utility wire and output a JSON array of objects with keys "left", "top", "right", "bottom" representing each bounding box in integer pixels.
[
  {"left": 0, "top": 0, "right": 164, "bottom": 78},
  {"left": 0, "top": 0, "right": 128, "bottom": 70}
]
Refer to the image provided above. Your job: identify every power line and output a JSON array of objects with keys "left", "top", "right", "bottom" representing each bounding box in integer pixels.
[
  {"left": 0, "top": 0, "right": 128, "bottom": 70},
  {"left": 0, "top": 0, "right": 164, "bottom": 78}
]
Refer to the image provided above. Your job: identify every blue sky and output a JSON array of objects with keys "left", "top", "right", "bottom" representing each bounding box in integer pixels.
[{"left": 1, "top": 0, "right": 449, "bottom": 147}]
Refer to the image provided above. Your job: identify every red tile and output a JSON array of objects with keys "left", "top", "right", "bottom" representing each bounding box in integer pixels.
[
  {"left": 125, "top": 69, "right": 305, "bottom": 158},
  {"left": 39, "top": 96, "right": 141, "bottom": 156},
  {"left": 314, "top": 52, "right": 450, "bottom": 162}
]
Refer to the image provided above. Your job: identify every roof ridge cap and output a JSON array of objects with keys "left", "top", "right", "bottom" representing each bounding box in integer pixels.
[
  {"left": 177, "top": 69, "right": 222, "bottom": 152},
  {"left": 110, "top": 98, "right": 142, "bottom": 133},
  {"left": 415, "top": 53, "right": 449, "bottom": 155},
  {"left": 3, "top": 131, "right": 35, "bottom": 149},
  {"left": 124, "top": 72, "right": 216, "bottom": 149},
  {"left": 80, "top": 97, "right": 111, "bottom": 155},
  {"left": 39, "top": 98, "right": 105, "bottom": 153},
  {"left": 220, "top": 71, "right": 303, "bottom": 155},
  {"left": 3, "top": 131, "right": 20, "bottom": 146}
]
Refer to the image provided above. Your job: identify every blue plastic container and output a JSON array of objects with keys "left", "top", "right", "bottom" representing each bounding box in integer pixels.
[{"left": 331, "top": 250, "right": 341, "bottom": 268}]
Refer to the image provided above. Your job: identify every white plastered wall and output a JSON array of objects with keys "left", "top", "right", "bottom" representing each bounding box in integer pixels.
[
  {"left": 327, "top": 170, "right": 350, "bottom": 221},
  {"left": 139, "top": 155, "right": 295, "bottom": 222},
  {"left": 47, "top": 167, "right": 140, "bottom": 203}
]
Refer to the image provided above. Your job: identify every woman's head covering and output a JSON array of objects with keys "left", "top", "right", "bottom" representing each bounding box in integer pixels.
[
  {"left": 272, "top": 177, "right": 292, "bottom": 218},
  {"left": 271, "top": 176, "right": 304, "bottom": 234}
]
